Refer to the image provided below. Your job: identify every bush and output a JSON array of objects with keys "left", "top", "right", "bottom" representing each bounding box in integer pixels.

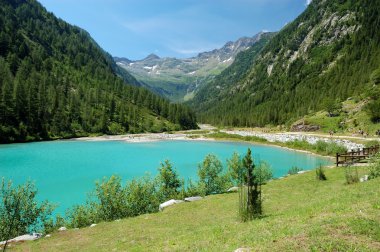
[
  {"left": 369, "top": 154, "right": 380, "bottom": 179},
  {"left": 365, "top": 140, "right": 380, "bottom": 148},
  {"left": 366, "top": 99, "right": 380, "bottom": 123},
  {"left": 0, "top": 179, "right": 54, "bottom": 244},
  {"left": 197, "top": 154, "right": 226, "bottom": 195},
  {"left": 316, "top": 165, "right": 327, "bottom": 181},
  {"left": 95, "top": 175, "right": 128, "bottom": 221},
  {"left": 345, "top": 165, "right": 359, "bottom": 184},
  {"left": 255, "top": 161, "right": 273, "bottom": 185},
  {"left": 227, "top": 152, "right": 243, "bottom": 186},
  {"left": 125, "top": 176, "right": 160, "bottom": 217},
  {"left": 157, "top": 160, "right": 181, "bottom": 201},
  {"left": 186, "top": 179, "right": 206, "bottom": 197},
  {"left": 288, "top": 166, "right": 303, "bottom": 175},
  {"left": 324, "top": 142, "right": 347, "bottom": 156},
  {"left": 315, "top": 140, "right": 347, "bottom": 155},
  {"left": 67, "top": 204, "right": 98, "bottom": 228},
  {"left": 67, "top": 175, "right": 161, "bottom": 228}
]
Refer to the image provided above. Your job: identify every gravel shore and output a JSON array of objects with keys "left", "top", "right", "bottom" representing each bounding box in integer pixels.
[{"left": 221, "top": 130, "right": 364, "bottom": 151}]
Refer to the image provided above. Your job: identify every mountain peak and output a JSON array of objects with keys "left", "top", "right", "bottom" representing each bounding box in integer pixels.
[{"left": 143, "top": 53, "right": 160, "bottom": 61}]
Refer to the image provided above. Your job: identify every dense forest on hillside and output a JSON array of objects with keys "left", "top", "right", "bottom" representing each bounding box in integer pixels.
[
  {"left": 0, "top": 0, "right": 197, "bottom": 143},
  {"left": 192, "top": 0, "right": 380, "bottom": 127}
]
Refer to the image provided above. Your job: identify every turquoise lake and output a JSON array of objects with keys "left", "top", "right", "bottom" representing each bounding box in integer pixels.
[{"left": 0, "top": 140, "right": 332, "bottom": 215}]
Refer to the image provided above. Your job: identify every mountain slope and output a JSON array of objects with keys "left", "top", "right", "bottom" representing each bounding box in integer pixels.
[
  {"left": 115, "top": 32, "right": 274, "bottom": 102},
  {"left": 192, "top": 0, "right": 380, "bottom": 127},
  {"left": 0, "top": 0, "right": 197, "bottom": 143}
]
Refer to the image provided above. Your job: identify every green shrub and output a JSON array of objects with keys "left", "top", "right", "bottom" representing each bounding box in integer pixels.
[
  {"left": 366, "top": 99, "right": 380, "bottom": 123},
  {"left": 255, "top": 161, "right": 274, "bottom": 185},
  {"left": 95, "top": 175, "right": 128, "bottom": 221},
  {"left": 316, "top": 165, "right": 327, "bottom": 181},
  {"left": 324, "top": 142, "right": 347, "bottom": 156},
  {"left": 186, "top": 179, "right": 206, "bottom": 197},
  {"left": 197, "top": 154, "right": 225, "bottom": 195},
  {"left": 157, "top": 160, "right": 181, "bottom": 201},
  {"left": 67, "top": 204, "right": 98, "bottom": 228},
  {"left": 125, "top": 176, "right": 160, "bottom": 217},
  {"left": 227, "top": 152, "right": 243, "bottom": 186},
  {"left": 365, "top": 140, "right": 380, "bottom": 148},
  {"left": 288, "top": 166, "right": 303, "bottom": 175},
  {"left": 369, "top": 155, "right": 380, "bottom": 179},
  {"left": 345, "top": 165, "right": 359, "bottom": 184},
  {"left": 0, "top": 179, "right": 54, "bottom": 244}
]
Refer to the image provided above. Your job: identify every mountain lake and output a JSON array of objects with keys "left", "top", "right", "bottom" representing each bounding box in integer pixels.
[{"left": 0, "top": 140, "right": 332, "bottom": 215}]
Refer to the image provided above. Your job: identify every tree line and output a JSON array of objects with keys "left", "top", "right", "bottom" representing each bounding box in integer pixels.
[{"left": 0, "top": 0, "right": 197, "bottom": 143}]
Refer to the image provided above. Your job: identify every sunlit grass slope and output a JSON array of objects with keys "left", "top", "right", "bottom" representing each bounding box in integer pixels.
[{"left": 15, "top": 167, "right": 380, "bottom": 251}]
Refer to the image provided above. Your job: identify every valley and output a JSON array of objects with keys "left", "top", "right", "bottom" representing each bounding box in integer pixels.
[
  {"left": 1, "top": 0, "right": 380, "bottom": 251},
  {"left": 115, "top": 32, "right": 274, "bottom": 102}
]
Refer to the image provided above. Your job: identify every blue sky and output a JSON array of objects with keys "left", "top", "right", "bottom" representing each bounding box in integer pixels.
[{"left": 39, "top": 0, "right": 310, "bottom": 60}]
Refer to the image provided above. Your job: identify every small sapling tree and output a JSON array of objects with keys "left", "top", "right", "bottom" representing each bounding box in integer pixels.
[
  {"left": 239, "top": 148, "right": 262, "bottom": 222},
  {"left": 316, "top": 165, "right": 327, "bottom": 181},
  {"left": 157, "top": 160, "right": 181, "bottom": 200}
]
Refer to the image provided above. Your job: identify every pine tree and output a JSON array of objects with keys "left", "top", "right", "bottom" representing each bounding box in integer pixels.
[{"left": 239, "top": 148, "right": 262, "bottom": 221}]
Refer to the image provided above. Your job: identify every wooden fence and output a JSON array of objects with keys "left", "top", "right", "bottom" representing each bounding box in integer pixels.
[{"left": 336, "top": 145, "right": 380, "bottom": 166}]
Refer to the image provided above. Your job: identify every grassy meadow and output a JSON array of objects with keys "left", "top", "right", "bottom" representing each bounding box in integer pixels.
[{"left": 13, "top": 166, "right": 380, "bottom": 251}]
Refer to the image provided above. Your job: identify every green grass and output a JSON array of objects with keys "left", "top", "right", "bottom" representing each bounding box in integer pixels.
[
  {"left": 206, "top": 132, "right": 268, "bottom": 143},
  {"left": 14, "top": 167, "right": 380, "bottom": 251}
]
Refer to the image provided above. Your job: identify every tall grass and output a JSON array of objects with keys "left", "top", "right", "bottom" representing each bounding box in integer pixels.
[
  {"left": 281, "top": 139, "right": 347, "bottom": 156},
  {"left": 207, "top": 132, "right": 268, "bottom": 143}
]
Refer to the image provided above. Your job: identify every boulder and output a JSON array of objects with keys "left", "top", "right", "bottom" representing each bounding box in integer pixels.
[
  {"left": 58, "top": 226, "right": 67, "bottom": 232},
  {"left": 184, "top": 196, "right": 203, "bottom": 202},
  {"left": 159, "top": 199, "right": 184, "bottom": 211},
  {"left": 227, "top": 186, "right": 239, "bottom": 192},
  {"left": 360, "top": 175, "right": 369, "bottom": 182},
  {"left": 90, "top": 224, "right": 97, "bottom": 228},
  {"left": 291, "top": 123, "right": 320, "bottom": 132},
  {"left": 0, "top": 233, "right": 42, "bottom": 245},
  {"left": 234, "top": 248, "right": 250, "bottom": 252},
  {"left": 45, "top": 234, "right": 51, "bottom": 238}
]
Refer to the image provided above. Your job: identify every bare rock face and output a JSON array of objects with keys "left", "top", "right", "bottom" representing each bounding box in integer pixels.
[{"left": 291, "top": 123, "right": 320, "bottom": 132}]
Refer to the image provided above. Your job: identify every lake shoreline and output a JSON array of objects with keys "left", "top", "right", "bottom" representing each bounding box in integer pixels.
[{"left": 70, "top": 131, "right": 338, "bottom": 160}]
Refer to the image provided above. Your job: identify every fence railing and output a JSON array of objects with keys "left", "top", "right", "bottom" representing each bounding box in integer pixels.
[{"left": 336, "top": 145, "right": 380, "bottom": 166}]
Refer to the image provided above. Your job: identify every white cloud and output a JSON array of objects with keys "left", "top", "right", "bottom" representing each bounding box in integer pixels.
[{"left": 306, "top": 0, "right": 312, "bottom": 5}]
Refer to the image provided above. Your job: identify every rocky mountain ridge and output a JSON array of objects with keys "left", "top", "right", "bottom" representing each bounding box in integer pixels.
[{"left": 114, "top": 32, "right": 274, "bottom": 101}]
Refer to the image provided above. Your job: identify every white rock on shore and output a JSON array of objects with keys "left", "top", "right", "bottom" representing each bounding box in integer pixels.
[
  {"left": 0, "top": 233, "right": 42, "bottom": 245},
  {"left": 227, "top": 186, "right": 239, "bottom": 192},
  {"left": 159, "top": 199, "right": 184, "bottom": 211},
  {"left": 184, "top": 196, "right": 203, "bottom": 202},
  {"left": 221, "top": 130, "right": 364, "bottom": 150}
]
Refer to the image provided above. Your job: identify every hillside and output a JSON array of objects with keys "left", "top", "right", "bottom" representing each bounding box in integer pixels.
[
  {"left": 115, "top": 32, "right": 274, "bottom": 102},
  {"left": 0, "top": 0, "right": 197, "bottom": 143},
  {"left": 14, "top": 167, "right": 380, "bottom": 251},
  {"left": 192, "top": 0, "right": 380, "bottom": 129}
]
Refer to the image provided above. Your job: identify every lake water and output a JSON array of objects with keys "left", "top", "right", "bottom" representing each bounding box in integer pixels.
[{"left": 0, "top": 140, "right": 332, "bottom": 215}]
